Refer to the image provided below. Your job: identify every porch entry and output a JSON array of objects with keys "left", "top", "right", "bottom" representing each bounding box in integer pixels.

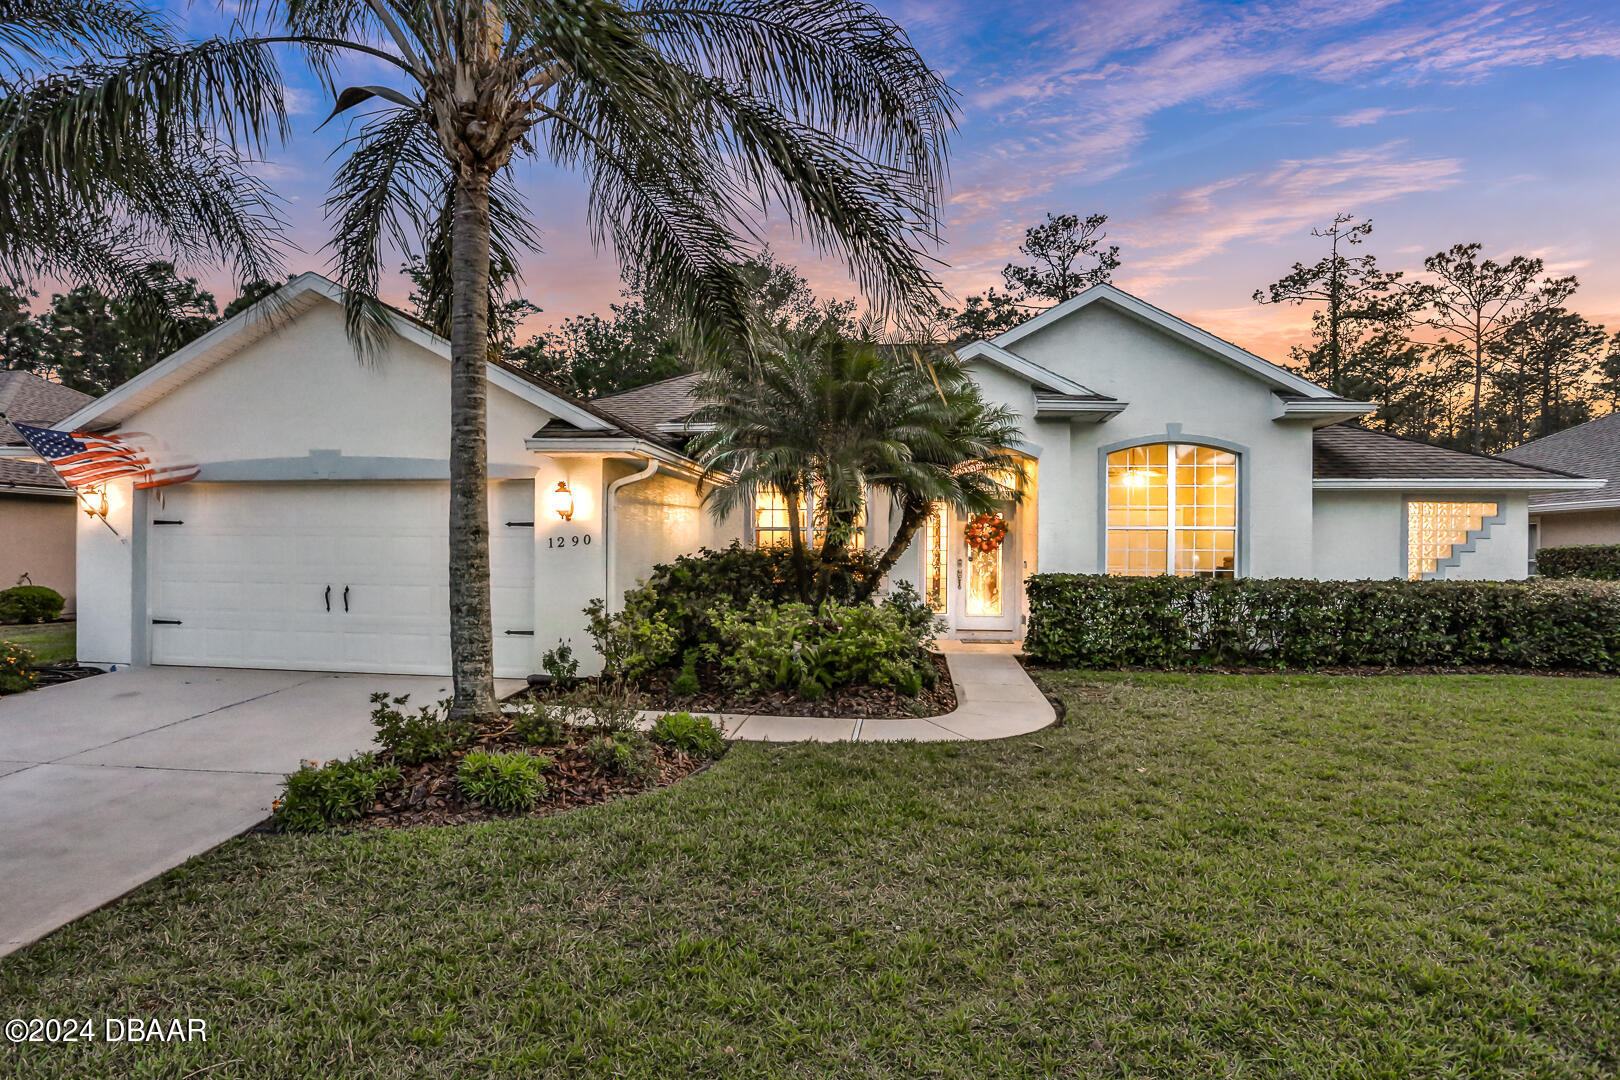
[{"left": 919, "top": 501, "right": 1021, "bottom": 636}]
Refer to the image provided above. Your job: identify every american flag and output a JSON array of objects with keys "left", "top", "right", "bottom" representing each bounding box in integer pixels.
[{"left": 11, "top": 423, "right": 199, "bottom": 490}]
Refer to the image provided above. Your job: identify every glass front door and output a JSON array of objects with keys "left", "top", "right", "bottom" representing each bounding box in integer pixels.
[{"left": 921, "top": 502, "right": 1020, "bottom": 634}]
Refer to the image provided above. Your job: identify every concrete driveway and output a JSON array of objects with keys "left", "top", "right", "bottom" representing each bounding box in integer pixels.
[{"left": 0, "top": 666, "right": 522, "bottom": 958}]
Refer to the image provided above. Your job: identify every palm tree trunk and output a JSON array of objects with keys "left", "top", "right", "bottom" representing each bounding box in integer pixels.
[
  {"left": 783, "top": 483, "right": 812, "bottom": 602},
  {"left": 447, "top": 166, "right": 499, "bottom": 721},
  {"left": 856, "top": 498, "right": 930, "bottom": 602}
]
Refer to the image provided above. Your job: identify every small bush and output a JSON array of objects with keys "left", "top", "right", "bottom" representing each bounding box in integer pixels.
[
  {"left": 1537, "top": 545, "right": 1620, "bottom": 580},
  {"left": 541, "top": 640, "right": 580, "bottom": 683},
  {"left": 370, "top": 693, "right": 472, "bottom": 765},
  {"left": 710, "top": 598, "right": 934, "bottom": 697},
  {"left": 0, "top": 585, "right": 64, "bottom": 625},
  {"left": 457, "top": 751, "right": 550, "bottom": 812},
  {"left": 0, "top": 641, "right": 37, "bottom": 694},
  {"left": 670, "top": 649, "right": 701, "bottom": 696},
  {"left": 570, "top": 688, "right": 642, "bottom": 734},
  {"left": 1024, "top": 573, "right": 1620, "bottom": 671},
  {"left": 511, "top": 701, "right": 571, "bottom": 746},
  {"left": 587, "top": 543, "right": 885, "bottom": 681},
  {"left": 584, "top": 731, "right": 657, "bottom": 783},
  {"left": 274, "top": 755, "right": 402, "bottom": 833},
  {"left": 648, "top": 711, "right": 724, "bottom": 757}
]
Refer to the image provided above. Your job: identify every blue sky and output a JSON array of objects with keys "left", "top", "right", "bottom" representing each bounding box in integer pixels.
[{"left": 171, "top": 0, "right": 1620, "bottom": 360}]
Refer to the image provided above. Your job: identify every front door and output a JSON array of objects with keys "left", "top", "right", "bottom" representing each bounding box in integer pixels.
[{"left": 919, "top": 502, "right": 1020, "bottom": 636}]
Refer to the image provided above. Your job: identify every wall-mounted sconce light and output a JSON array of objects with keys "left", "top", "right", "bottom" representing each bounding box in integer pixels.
[
  {"left": 79, "top": 485, "right": 108, "bottom": 519},
  {"left": 549, "top": 480, "right": 575, "bottom": 521}
]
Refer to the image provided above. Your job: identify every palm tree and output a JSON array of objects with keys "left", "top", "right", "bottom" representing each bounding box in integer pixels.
[
  {"left": 690, "top": 325, "right": 1021, "bottom": 603},
  {"left": 856, "top": 349, "right": 1025, "bottom": 602},
  {"left": 3, "top": 0, "right": 955, "bottom": 720}
]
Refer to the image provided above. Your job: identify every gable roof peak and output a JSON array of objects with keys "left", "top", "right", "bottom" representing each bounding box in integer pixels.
[{"left": 988, "top": 281, "right": 1335, "bottom": 399}]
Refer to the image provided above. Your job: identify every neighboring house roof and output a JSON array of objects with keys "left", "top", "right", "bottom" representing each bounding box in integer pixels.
[
  {"left": 592, "top": 372, "right": 704, "bottom": 432},
  {"left": 1312, "top": 423, "right": 1598, "bottom": 491},
  {"left": 990, "top": 282, "right": 1349, "bottom": 400},
  {"left": 1500, "top": 412, "right": 1620, "bottom": 512},
  {"left": 0, "top": 371, "right": 95, "bottom": 494}
]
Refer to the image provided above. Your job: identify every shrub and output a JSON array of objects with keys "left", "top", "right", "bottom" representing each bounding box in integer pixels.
[
  {"left": 457, "top": 751, "right": 550, "bottom": 812},
  {"left": 587, "top": 543, "right": 884, "bottom": 680},
  {"left": 540, "top": 640, "right": 580, "bottom": 683},
  {"left": 584, "top": 731, "right": 657, "bottom": 783},
  {"left": 1024, "top": 574, "right": 1620, "bottom": 671},
  {"left": 709, "top": 598, "right": 934, "bottom": 698},
  {"left": 0, "top": 641, "right": 37, "bottom": 694},
  {"left": 511, "top": 701, "right": 571, "bottom": 746},
  {"left": 0, "top": 585, "right": 64, "bottom": 625},
  {"left": 670, "top": 649, "right": 701, "bottom": 697},
  {"left": 274, "top": 755, "right": 402, "bottom": 833},
  {"left": 370, "top": 693, "right": 472, "bottom": 765},
  {"left": 1537, "top": 545, "right": 1620, "bottom": 580},
  {"left": 648, "top": 711, "right": 724, "bottom": 757}
]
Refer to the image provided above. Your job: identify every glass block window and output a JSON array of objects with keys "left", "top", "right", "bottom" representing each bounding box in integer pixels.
[
  {"left": 1407, "top": 501, "right": 1497, "bottom": 580},
  {"left": 1106, "top": 444, "right": 1237, "bottom": 577}
]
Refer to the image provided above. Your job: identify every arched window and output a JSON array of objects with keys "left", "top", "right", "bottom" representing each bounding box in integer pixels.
[{"left": 1106, "top": 444, "right": 1237, "bottom": 577}]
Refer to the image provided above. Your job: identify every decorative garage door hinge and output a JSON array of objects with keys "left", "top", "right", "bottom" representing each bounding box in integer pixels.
[{"left": 504, "top": 629, "right": 534, "bottom": 636}]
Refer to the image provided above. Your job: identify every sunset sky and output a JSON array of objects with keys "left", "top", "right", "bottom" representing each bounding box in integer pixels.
[{"left": 170, "top": 0, "right": 1620, "bottom": 364}]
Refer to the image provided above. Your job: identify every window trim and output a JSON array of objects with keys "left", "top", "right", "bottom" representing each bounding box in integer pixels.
[
  {"left": 1095, "top": 429, "right": 1250, "bottom": 578},
  {"left": 750, "top": 485, "right": 867, "bottom": 551}
]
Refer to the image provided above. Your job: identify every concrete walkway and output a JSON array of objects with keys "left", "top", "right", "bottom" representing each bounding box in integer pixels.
[
  {"left": 640, "top": 641, "right": 1055, "bottom": 742},
  {"left": 0, "top": 666, "right": 523, "bottom": 958}
]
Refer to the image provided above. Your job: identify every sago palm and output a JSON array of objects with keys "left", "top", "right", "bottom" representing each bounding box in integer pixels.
[
  {"left": 690, "top": 325, "right": 1021, "bottom": 603},
  {"left": 1, "top": 0, "right": 956, "bottom": 719}
]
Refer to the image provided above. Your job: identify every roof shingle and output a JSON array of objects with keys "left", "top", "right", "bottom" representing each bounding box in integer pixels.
[
  {"left": 1500, "top": 412, "right": 1620, "bottom": 510},
  {"left": 1312, "top": 423, "right": 1583, "bottom": 482},
  {"left": 0, "top": 371, "right": 95, "bottom": 493}
]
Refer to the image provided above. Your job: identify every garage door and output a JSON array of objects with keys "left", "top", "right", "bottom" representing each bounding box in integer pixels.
[{"left": 147, "top": 481, "right": 536, "bottom": 677}]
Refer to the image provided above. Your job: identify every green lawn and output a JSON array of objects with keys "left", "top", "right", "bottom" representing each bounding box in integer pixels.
[
  {"left": 3, "top": 673, "right": 1616, "bottom": 1078},
  {"left": 2, "top": 621, "right": 74, "bottom": 666}
]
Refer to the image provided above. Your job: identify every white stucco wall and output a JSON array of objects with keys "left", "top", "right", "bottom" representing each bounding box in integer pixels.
[
  {"left": 131, "top": 301, "right": 547, "bottom": 471},
  {"left": 1446, "top": 493, "right": 1530, "bottom": 580},
  {"left": 1312, "top": 489, "right": 1532, "bottom": 582},
  {"left": 75, "top": 478, "right": 137, "bottom": 666},
  {"left": 1312, "top": 490, "right": 1404, "bottom": 579},
  {"left": 1001, "top": 303, "right": 1318, "bottom": 577}
]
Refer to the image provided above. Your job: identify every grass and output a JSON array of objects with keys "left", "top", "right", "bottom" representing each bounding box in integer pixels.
[
  {"left": 2, "top": 672, "right": 1616, "bottom": 1078},
  {"left": 1, "top": 621, "right": 74, "bottom": 666}
]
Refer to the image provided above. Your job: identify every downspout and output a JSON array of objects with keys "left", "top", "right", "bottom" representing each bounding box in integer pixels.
[{"left": 603, "top": 456, "right": 659, "bottom": 611}]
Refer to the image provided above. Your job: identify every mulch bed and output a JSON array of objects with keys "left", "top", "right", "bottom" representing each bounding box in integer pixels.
[
  {"left": 30, "top": 664, "right": 106, "bottom": 689},
  {"left": 328, "top": 725, "right": 710, "bottom": 832},
  {"left": 611, "top": 651, "right": 958, "bottom": 719}
]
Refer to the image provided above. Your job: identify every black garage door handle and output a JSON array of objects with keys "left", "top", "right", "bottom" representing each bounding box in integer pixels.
[
  {"left": 324, "top": 585, "right": 331, "bottom": 612},
  {"left": 343, "top": 586, "right": 350, "bottom": 612}
]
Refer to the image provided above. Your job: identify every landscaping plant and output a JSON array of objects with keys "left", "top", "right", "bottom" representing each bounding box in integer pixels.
[
  {"left": 648, "top": 712, "right": 725, "bottom": 759},
  {"left": 510, "top": 701, "right": 572, "bottom": 747},
  {"left": 370, "top": 693, "right": 472, "bottom": 766},
  {"left": 0, "top": 640, "right": 37, "bottom": 694},
  {"left": 1025, "top": 573, "right": 1620, "bottom": 670},
  {"left": 584, "top": 732, "right": 657, "bottom": 784},
  {"left": 0, "top": 585, "right": 64, "bottom": 624},
  {"left": 1536, "top": 544, "right": 1620, "bottom": 580},
  {"left": 273, "top": 755, "right": 402, "bottom": 833},
  {"left": 456, "top": 751, "right": 550, "bottom": 813}
]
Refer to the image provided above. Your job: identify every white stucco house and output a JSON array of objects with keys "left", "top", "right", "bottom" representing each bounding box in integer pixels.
[{"left": 33, "top": 273, "right": 1598, "bottom": 677}]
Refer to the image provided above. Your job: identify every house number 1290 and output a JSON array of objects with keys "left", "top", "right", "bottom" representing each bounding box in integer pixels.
[{"left": 548, "top": 534, "right": 592, "bottom": 548}]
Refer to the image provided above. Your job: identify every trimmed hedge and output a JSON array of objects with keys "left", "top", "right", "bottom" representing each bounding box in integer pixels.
[
  {"left": 0, "top": 585, "right": 64, "bottom": 625},
  {"left": 1537, "top": 545, "right": 1620, "bottom": 581},
  {"left": 1024, "top": 574, "right": 1620, "bottom": 671}
]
